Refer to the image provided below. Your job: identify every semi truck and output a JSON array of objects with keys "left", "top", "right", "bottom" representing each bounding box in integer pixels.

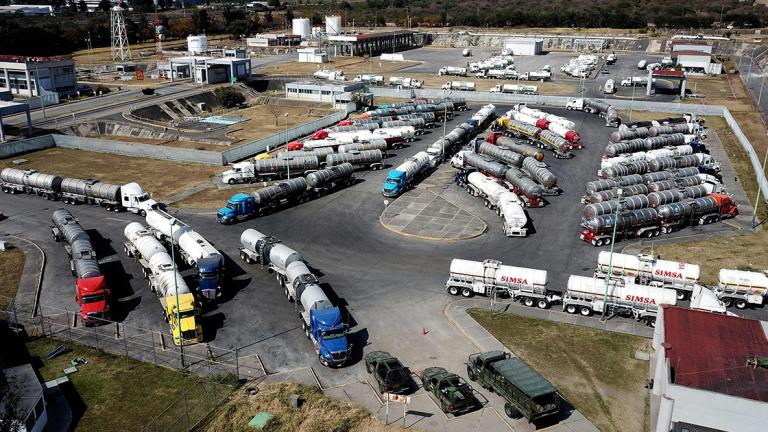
[
  {"left": 487, "top": 132, "right": 545, "bottom": 161},
  {"left": 466, "top": 351, "right": 560, "bottom": 422},
  {"left": 565, "top": 98, "right": 620, "bottom": 127},
  {"left": 238, "top": 229, "right": 351, "bottom": 367},
  {"left": 476, "top": 69, "right": 518, "bottom": 80},
  {"left": 463, "top": 172, "right": 528, "bottom": 237},
  {"left": 593, "top": 251, "right": 701, "bottom": 300},
  {"left": 123, "top": 222, "right": 203, "bottom": 345},
  {"left": 326, "top": 151, "right": 384, "bottom": 171},
  {"left": 604, "top": 79, "right": 616, "bottom": 94},
  {"left": 489, "top": 84, "right": 538, "bottom": 95},
  {"left": 716, "top": 269, "right": 768, "bottom": 309},
  {"left": 520, "top": 71, "right": 551, "bottom": 81},
  {"left": 420, "top": 367, "right": 479, "bottom": 415},
  {"left": 446, "top": 259, "right": 560, "bottom": 308},
  {"left": 2, "top": 168, "right": 158, "bottom": 215},
  {"left": 50, "top": 209, "right": 111, "bottom": 326},
  {"left": 145, "top": 209, "right": 224, "bottom": 300},
  {"left": 388, "top": 77, "right": 423, "bottom": 88},
  {"left": 441, "top": 81, "right": 476, "bottom": 91},
  {"left": 221, "top": 157, "right": 320, "bottom": 184},
  {"left": 381, "top": 151, "right": 432, "bottom": 197},
  {"left": 353, "top": 74, "right": 384, "bottom": 85},
  {"left": 438, "top": 66, "right": 467, "bottom": 76}
]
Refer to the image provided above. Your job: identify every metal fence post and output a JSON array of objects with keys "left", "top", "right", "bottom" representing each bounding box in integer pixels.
[
  {"left": 94, "top": 328, "right": 99, "bottom": 350},
  {"left": 66, "top": 308, "right": 72, "bottom": 342},
  {"left": 234, "top": 347, "right": 240, "bottom": 379},
  {"left": 151, "top": 331, "right": 158, "bottom": 366},
  {"left": 123, "top": 325, "right": 129, "bottom": 358}
]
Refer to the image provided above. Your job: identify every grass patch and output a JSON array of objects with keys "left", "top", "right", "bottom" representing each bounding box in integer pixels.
[
  {"left": 468, "top": 309, "right": 649, "bottom": 432},
  {"left": 25, "top": 338, "right": 233, "bottom": 432},
  {"left": 0, "top": 148, "right": 221, "bottom": 201},
  {"left": 226, "top": 103, "right": 337, "bottom": 143},
  {"left": 0, "top": 246, "right": 25, "bottom": 309},
  {"left": 174, "top": 186, "right": 255, "bottom": 210},
  {"left": 196, "top": 382, "right": 409, "bottom": 432}
]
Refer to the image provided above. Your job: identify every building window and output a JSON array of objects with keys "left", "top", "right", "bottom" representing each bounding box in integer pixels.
[
  {"left": 287, "top": 88, "right": 298, "bottom": 93},
  {"left": 321, "top": 90, "right": 331, "bottom": 95},
  {"left": 0, "top": 78, "right": 6, "bottom": 88}
]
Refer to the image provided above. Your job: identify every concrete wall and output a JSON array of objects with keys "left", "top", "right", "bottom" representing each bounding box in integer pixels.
[
  {"left": 0, "top": 135, "right": 55, "bottom": 159},
  {"left": 53, "top": 135, "right": 223, "bottom": 165}
]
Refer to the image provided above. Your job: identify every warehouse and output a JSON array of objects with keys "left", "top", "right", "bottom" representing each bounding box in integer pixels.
[
  {"left": 328, "top": 31, "right": 418, "bottom": 57},
  {"left": 285, "top": 81, "right": 363, "bottom": 104},
  {"left": 297, "top": 48, "right": 329, "bottom": 64},
  {"left": 651, "top": 306, "right": 768, "bottom": 432},
  {"left": 0, "top": 56, "right": 76, "bottom": 97},
  {"left": 669, "top": 40, "right": 713, "bottom": 55},
  {"left": 672, "top": 51, "right": 722, "bottom": 75},
  {"left": 247, "top": 34, "right": 301, "bottom": 48},
  {"left": 503, "top": 38, "right": 543, "bottom": 56}
]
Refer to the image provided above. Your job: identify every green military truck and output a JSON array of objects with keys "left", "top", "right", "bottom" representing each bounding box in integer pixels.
[
  {"left": 420, "top": 366, "right": 480, "bottom": 415},
  {"left": 364, "top": 351, "right": 411, "bottom": 394},
  {"left": 466, "top": 351, "right": 560, "bottom": 424}
]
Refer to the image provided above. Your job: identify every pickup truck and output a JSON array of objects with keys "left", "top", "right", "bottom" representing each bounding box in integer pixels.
[
  {"left": 420, "top": 367, "right": 479, "bottom": 415},
  {"left": 364, "top": 351, "right": 411, "bottom": 394}
]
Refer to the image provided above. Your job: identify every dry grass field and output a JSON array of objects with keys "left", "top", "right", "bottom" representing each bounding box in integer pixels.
[{"left": 0, "top": 246, "right": 25, "bottom": 309}]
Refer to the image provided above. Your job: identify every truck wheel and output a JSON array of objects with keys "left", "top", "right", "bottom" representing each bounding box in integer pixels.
[
  {"left": 228, "top": 179, "right": 235, "bottom": 185},
  {"left": 646, "top": 317, "right": 656, "bottom": 328},
  {"left": 467, "top": 367, "right": 476, "bottom": 381},
  {"left": 565, "top": 304, "right": 577, "bottom": 314},
  {"left": 595, "top": 239, "right": 604, "bottom": 247},
  {"left": 140, "top": 210, "right": 147, "bottom": 217},
  {"left": 735, "top": 299, "right": 748, "bottom": 309},
  {"left": 504, "top": 403, "right": 518, "bottom": 419},
  {"left": 722, "top": 298, "right": 733, "bottom": 308},
  {"left": 460, "top": 287, "right": 473, "bottom": 298},
  {"left": 579, "top": 306, "right": 592, "bottom": 316},
  {"left": 537, "top": 299, "right": 550, "bottom": 309},
  {"left": 523, "top": 297, "right": 534, "bottom": 307},
  {"left": 448, "top": 286, "right": 459, "bottom": 296}
]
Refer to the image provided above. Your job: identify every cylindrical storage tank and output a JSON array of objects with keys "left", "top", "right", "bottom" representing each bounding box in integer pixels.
[
  {"left": 87, "top": 182, "right": 121, "bottom": 201},
  {"left": 522, "top": 157, "right": 557, "bottom": 188},
  {"left": 325, "top": 150, "right": 383, "bottom": 167},
  {"left": 675, "top": 176, "right": 702, "bottom": 187},
  {"left": 505, "top": 167, "right": 543, "bottom": 197},
  {"left": 586, "top": 179, "right": 618, "bottom": 194},
  {"left": 623, "top": 194, "right": 651, "bottom": 210},
  {"left": 649, "top": 190, "right": 683, "bottom": 207},
  {"left": 674, "top": 167, "right": 700, "bottom": 178},
  {"left": 494, "top": 136, "right": 544, "bottom": 160},
  {"left": 253, "top": 156, "right": 319, "bottom": 173},
  {"left": 306, "top": 163, "right": 354, "bottom": 188},
  {"left": 124, "top": 222, "right": 166, "bottom": 261},
  {"left": 292, "top": 18, "right": 311, "bottom": 39},
  {"left": 145, "top": 210, "right": 191, "bottom": 243},
  {"left": 648, "top": 180, "right": 678, "bottom": 193},
  {"left": 649, "top": 157, "right": 677, "bottom": 172},
  {"left": 583, "top": 201, "right": 620, "bottom": 220},
  {"left": 25, "top": 172, "right": 62, "bottom": 191},
  {"left": 642, "top": 171, "right": 674, "bottom": 184},
  {"left": 252, "top": 178, "right": 308, "bottom": 206},
  {"left": 683, "top": 185, "right": 710, "bottom": 199},
  {"left": 674, "top": 155, "right": 701, "bottom": 169},
  {"left": 299, "top": 283, "right": 330, "bottom": 313},
  {"left": 338, "top": 141, "right": 387, "bottom": 154},
  {"left": 478, "top": 142, "right": 524, "bottom": 167},
  {"left": 1, "top": 168, "right": 29, "bottom": 185},
  {"left": 566, "top": 275, "right": 677, "bottom": 306},
  {"left": 61, "top": 178, "right": 90, "bottom": 196},
  {"left": 240, "top": 229, "right": 267, "bottom": 252},
  {"left": 187, "top": 35, "right": 208, "bottom": 54},
  {"left": 657, "top": 202, "right": 692, "bottom": 220},
  {"left": 465, "top": 153, "right": 508, "bottom": 178},
  {"left": 268, "top": 243, "right": 303, "bottom": 271}
]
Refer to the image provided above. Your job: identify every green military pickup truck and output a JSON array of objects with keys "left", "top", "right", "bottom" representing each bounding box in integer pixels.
[
  {"left": 466, "top": 351, "right": 560, "bottom": 424},
  {"left": 364, "top": 351, "right": 411, "bottom": 394},
  {"left": 420, "top": 366, "right": 479, "bottom": 415}
]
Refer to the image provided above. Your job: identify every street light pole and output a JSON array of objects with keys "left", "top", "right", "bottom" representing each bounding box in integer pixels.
[
  {"left": 758, "top": 74, "right": 766, "bottom": 109},
  {"left": 601, "top": 188, "right": 623, "bottom": 322},
  {"left": 34, "top": 64, "right": 46, "bottom": 118},
  {"left": 170, "top": 221, "right": 185, "bottom": 368}
]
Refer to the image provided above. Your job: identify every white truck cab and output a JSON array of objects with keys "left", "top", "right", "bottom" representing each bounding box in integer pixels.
[
  {"left": 221, "top": 161, "right": 255, "bottom": 185},
  {"left": 121, "top": 182, "right": 158, "bottom": 216}
]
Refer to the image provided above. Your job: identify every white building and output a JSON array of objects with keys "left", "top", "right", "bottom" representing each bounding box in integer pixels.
[
  {"left": 247, "top": 34, "right": 301, "bottom": 48},
  {"left": 285, "top": 81, "right": 363, "bottom": 104},
  {"left": 158, "top": 56, "right": 251, "bottom": 84},
  {"left": 0, "top": 57, "right": 76, "bottom": 97},
  {"left": 669, "top": 41, "right": 713, "bottom": 55},
  {"left": 298, "top": 48, "right": 329, "bottom": 64},
  {"left": 652, "top": 306, "right": 768, "bottom": 432},
  {"left": 672, "top": 51, "right": 722, "bottom": 75},
  {"left": 0, "top": 5, "right": 53, "bottom": 16},
  {"left": 503, "top": 38, "right": 543, "bottom": 56},
  {"left": 0, "top": 364, "right": 48, "bottom": 432}
]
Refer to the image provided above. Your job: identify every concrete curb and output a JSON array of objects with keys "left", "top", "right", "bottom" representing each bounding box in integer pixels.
[{"left": 2, "top": 235, "right": 45, "bottom": 318}]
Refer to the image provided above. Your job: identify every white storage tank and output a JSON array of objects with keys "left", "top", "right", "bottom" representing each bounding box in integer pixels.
[
  {"left": 187, "top": 35, "right": 209, "bottom": 55},
  {"left": 325, "top": 15, "right": 342, "bottom": 35},
  {"left": 292, "top": 18, "right": 311, "bottom": 39}
]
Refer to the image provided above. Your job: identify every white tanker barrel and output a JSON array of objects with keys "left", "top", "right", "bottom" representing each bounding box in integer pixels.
[
  {"left": 325, "top": 150, "right": 383, "bottom": 167},
  {"left": 286, "top": 261, "right": 320, "bottom": 298},
  {"left": 647, "top": 180, "right": 676, "bottom": 193},
  {"left": 544, "top": 114, "right": 576, "bottom": 130},
  {"left": 643, "top": 171, "right": 674, "bottom": 183},
  {"left": 277, "top": 148, "right": 334, "bottom": 159},
  {"left": 465, "top": 153, "right": 509, "bottom": 178},
  {"left": 253, "top": 156, "right": 320, "bottom": 174},
  {"left": 657, "top": 201, "right": 692, "bottom": 220},
  {"left": 616, "top": 174, "right": 645, "bottom": 187},
  {"left": 522, "top": 157, "right": 557, "bottom": 188},
  {"left": 145, "top": 210, "right": 191, "bottom": 244},
  {"left": 566, "top": 275, "right": 678, "bottom": 306},
  {"left": 675, "top": 176, "right": 702, "bottom": 188},
  {"left": 395, "top": 152, "right": 430, "bottom": 180},
  {"left": 597, "top": 251, "right": 700, "bottom": 284},
  {"left": 264, "top": 243, "right": 303, "bottom": 272},
  {"left": 583, "top": 201, "right": 620, "bottom": 220},
  {"left": 430, "top": 138, "right": 451, "bottom": 153},
  {"left": 605, "top": 138, "right": 646, "bottom": 157},
  {"left": 586, "top": 179, "right": 619, "bottom": 194},
  {"left": 449, "top": 259, "right": 547, "bottom": 289},
  {"left": 494, "top": 136, "right": 544, "bottom": 160},
  {"left": 682, "top": 185, "right": 710, "bottom": 199},
  {"left": 648, "top": 190, "right": 683, "bottom": 207},
  {"left": 306, "top": 163, "right": 354, "bottom": 188},
  {"left": 177, "top": 231, "right": 218, "bottom": 263},
  {"left": 674, "top": 167, "right": 700, "bottom": 178},
  {"left": 253, "top": 178, "right": 308, "bottom": 206},
  {"left": 124, "top": 222, "right": 166, "bottom": 261},
  {"left": 610, "top": 127, "right": 650, "bottom": 143},
  {"left": 299, "top": 283, "right": 331, "bottom": 316},
  {"left": 517, "top": 105, "right": 545, "bottom": 119},
  {"left": 338, "top": 141, "right": 387, "bottom": 154},
  {"left": 505, "top": 167, "right": 543, "bottom": 197},
  {"left": 478, "top": 142, "right": 524, "bottom": 167},
  {"left": 149, "top": 253, "right": 191, "bottom": 297},
  {"left": 718, "top": 269, "right": 768, "bottom": 294}
]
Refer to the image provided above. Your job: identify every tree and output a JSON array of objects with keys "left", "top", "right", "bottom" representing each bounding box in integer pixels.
[
  {"left": 267, "top": 104, "right": 283, "bottom": 126},
  {"left": 227, "top": 19, "right": 255, "bottom": 40},
  {"left": 264, "top": 10, "right": 273, "bottom": 24},
  {"left": 214, "top": 87, "right": 245, "bottom": 108},
  {"left": 78, "top": 0, "right": 87, "bottom": 13},
  {"left": 223, "top": 6, "right": 246, "bottom": 26},
  {"left": 192, "top": 9, "right": 211, "bottom": 34},
  {"left": 267, "top": 0, "right": 280, "bottom": 8},
  {"left": 285, "top": 7, "right": 294, "bottom": 23},
  {"left": 97, "top": 0, "right": 110, "bottom": 12},
  {"left": 131, "top": 0, "right": 154, "bottom": 12}
]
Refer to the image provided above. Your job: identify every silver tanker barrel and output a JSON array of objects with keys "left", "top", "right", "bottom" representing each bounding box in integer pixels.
[
  {"left": 675, "top": 176, "right": 703, "bottom": 187},
  {"left": 648, "top": 180, "right": 679, "bottom": 193},
  {"left": 683, "top": 185, "right": 709, "bottom": 199},
  {"left": 26, "top": 171, "right": 63, "bottom": 191},
  {"left": 673, "top": 167, "right": 701, "bottom": 178},
  {"left": 465, "top": 153, "right": 509, "bottom": 179},
  {"left": 88, "top": 181, "right": 121, "bottom": 201},
  {"left": 623, "top": 194, "right": 651, "bottom": 210},
  {"left": 616, "top": 174, "right": 645, "bottom": 187},
  {"left": 277, "top": 148, "right": 334, "bottom": 159},
  {"left": 306, "top": 163, "right": 355, "bottom": 189},
  {"left": 338, "top": 141, "right": 388, "bottom": 154},
  {"left": 648, "top": 125, "right": 674, "bottom": 136},
  {"left": 538, "top": 129, "right": 570, "bottom": 152},
  {"left": 642, "top": 171, "right": 674, "bottom": 184},
  {"left": 506, "top": 119, "right": 542, "bottom": 139},
  {"left": 253, "top": 178, "right": 308, "bottom": 207},
  {"left": 522, "top": 157, "right": 557, "bottom": 188},
  {"left": 325, "top": 150, "right": 383, "bottom": 169},
  {"left": 494, "top": 136, "right": 544, "bottom": 161},
  {"left": 601, "top": 161, "right": 649, "bottom": 179},
  {"left": 610, "top": 127, "right": 650, "bottom": 143},
  {"left": 649, "top": 157, "right": 677, "bottom": 172},
  {"left": 648, "top": 190, "right": 684, "bottom": 207},
  {"left": 604, "top": 138, "right": 646, "bottom": 157},
  {"left": 253, "top": 156, "right": 320, "bottom": 175},
  {"left": 657, "top": 201, "right": 693, "bottom": 221},
  {"left": 645, "top": 133, "right": 685, "bottom": 150},
  {"left": 674, "top": 154, "right": 702, "bottom": 169},
  {"left": 584, "top": 209, "right": 659, "bottom": 235},
  {"left": 586, "top": 179, "right": 619, "bottom": 194},
  {"left": 583, "top": 201, "right": 620, "bottom": 220},
  {"left": 52, "top": 208, "right": 90, "bottom": 244},
  {"left": 505, "top": 166, "right": 543, "bottom": 197},
  {"left": 623, "top": 184, "right": 650, "bottom": 196},
  {"left": 1, "top": 167, "right": 28, "bottom": 186},
  {"left": 689, "top": 196, "right": 720, "bottom": 216},
  {"left": 477, "top": 142, "right": 524, "bottom": 167},
  {"left": 61, "top": 178, "right": 91, "bottom": 196}
]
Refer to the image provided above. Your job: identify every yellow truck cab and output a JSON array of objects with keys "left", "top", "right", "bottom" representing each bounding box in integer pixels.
[{"left": 164, "top": 293, "right": 203, "bottom": 346}]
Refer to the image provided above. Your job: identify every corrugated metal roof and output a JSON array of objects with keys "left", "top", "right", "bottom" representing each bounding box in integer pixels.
[
  {"left": 490, "top": 357, "right": 556, "bottom": 398},
  {"left": 663, "top": 306, "right": 768, "bottom": 402},
  {"left": 653, "top": 70, "right": 686, "bottom": 78}
]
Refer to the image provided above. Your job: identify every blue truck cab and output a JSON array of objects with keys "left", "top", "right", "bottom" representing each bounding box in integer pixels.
[
  {"left": 196, "top": 255, "right": 225, "bottom": 300},
  {"left": 217, "top": 193, "right": 255, "bottom": 224},
  {"left": 309, "top": 304, "right": 351, "bottom": 367},
  {"left": 382, "top": 169, "right": 407, "bottom": 198}
]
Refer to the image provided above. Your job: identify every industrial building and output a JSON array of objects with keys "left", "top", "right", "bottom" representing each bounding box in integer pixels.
[
  {"left": 0, "top": 56, "right": 76, "bottom": 98},
  {"left": 652, "top": 306, "right": 768, "bottom": 432},
  {"left": 669, "top": 40, "right": 713, "bottom": 55},
  {"left": 328, "top": 31, "right": 419, "bottom": 57},
  {"left": 503, "top": 38, "right": 543, "bottom": 56},
  {"left": 297, "top": 48, "right": 329, "bottom": 64},
  {"left": 158, "top": 56, "right": 252, "bottom": 84},
  {"left": 672, "top": 51, "right": 722, "bottom": 75},
  {"left": 285, "top": 81, "right": 363, "bottom": 104},
  {"left": 247, "top": 34, "right": 302, "bottom": 48},
  {"left": 0, "top": 4, "right": 53, "bottom": 16},
  {"left": 0, "top": 364, "right": 48, "bottom": 432}
]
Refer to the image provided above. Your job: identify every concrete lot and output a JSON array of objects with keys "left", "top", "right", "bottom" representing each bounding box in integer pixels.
[{"left": 0, "top": 102, "right": 762, "bottom": 431}]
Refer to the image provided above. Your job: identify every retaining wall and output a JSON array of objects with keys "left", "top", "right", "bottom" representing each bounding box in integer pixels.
[
  {"left": 54, "top": 135, "right": 223, "bottom": 165},
  {"left": 0, "top": 135, "right": 55, "bottom": 159}
]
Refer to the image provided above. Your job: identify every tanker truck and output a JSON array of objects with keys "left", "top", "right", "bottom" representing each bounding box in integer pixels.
[
  {"left": 489, "top": 84, "right": 538, "bottom": 95},
  {"left": 353, "top": 74, "right": 384, "bottom": 85},
  {"left": 487, "top": 132, "right": 545, "bottom": 161},
  {"left": 438, "top": 66, "right": 468, "bottom": 77},
  {"left": 446, "top": 259, "right": 560, "bottom": 308},
  {"left": 123, "top": 222, "right": 203, "bottom": 345},
  {"left": 388, "top": 77, "right": 423, "bottom": 89},
  {"left": 463, "top": 172, "right": 528, "bottom": 237},
  {"left": 1, "top": 168, "right": 158, "bottom": 215},
  {"left": 716, "top": 269, "right": 768, "bottom": 309},
  {"left": 381, "top": 151, "right": 432, "bottom": 198},
  {"left": 145, "top": 209, "right": 224, "bottom": 300},
  {"left": 221, "top": 157, "right": 320, "bottom": 185},
  {"left": 565, "top": 98, "right": 620, "bottom": 127},
  {"left": 238, "top": 229, "right": 351, "bottom": 367},
  {"left": 593, "top": 251, "right": 701, "bottom": 300},
  {"left": 441, "top": 81, "right": 476, "bottom": 91}
]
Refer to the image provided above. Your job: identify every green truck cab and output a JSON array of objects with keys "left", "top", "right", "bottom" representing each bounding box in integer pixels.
[
  {"left": 466, "top": 351, "right": 560, "bottom": 424},
  {"left": 364, "top": 351, "right": 411, "bottom": 394},
  {"left": 420, "top": 366, "right": 479, "bottom": 415}
]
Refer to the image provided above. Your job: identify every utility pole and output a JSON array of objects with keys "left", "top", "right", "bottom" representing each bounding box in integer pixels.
[
  {"left": 170, "top": 221, "right": 185, "bottom": 368},
  {"left": 601, "top": 188, "right": 623, "bottom": 322}
]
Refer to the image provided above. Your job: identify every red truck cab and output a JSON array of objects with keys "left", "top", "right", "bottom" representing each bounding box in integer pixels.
[
  {"left": 75, "top": 275, "right": 111, "bottom": 326},
  {"left": 711, "top": 194, "right": 739, "bottom": 219},
  {"left": 286, "top": 141, "right": 303, "bottom": 151}
]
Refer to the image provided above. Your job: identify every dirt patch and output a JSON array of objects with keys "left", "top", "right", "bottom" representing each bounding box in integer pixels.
[
  {"left": 0, "top": 148, "right": 221, "bottom": 201},
  {"left": 468, "top": 309, "right": 649, "bottom": 432},
  {"left": 254, "top": 56, "right": 419, "bottom": 76},
  {"left": 0, "top": 247, "right": 25, "bottom": 309},
  {"left": 226, "top": 102, "right": 337, "bottom": 143},
  {"left": 93, "top": 135, "right": 227, "bottom": 152}
]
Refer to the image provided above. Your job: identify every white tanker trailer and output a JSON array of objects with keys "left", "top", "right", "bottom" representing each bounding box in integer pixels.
[
  {"left": 716, "top": 269, "right": 768, "bottom": 309},
  {"left": 594, "top": 252, "right": 701, "bottom": 300},
  {"left": 464, "top": 172, "right": 528, "bottom": 237}
]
